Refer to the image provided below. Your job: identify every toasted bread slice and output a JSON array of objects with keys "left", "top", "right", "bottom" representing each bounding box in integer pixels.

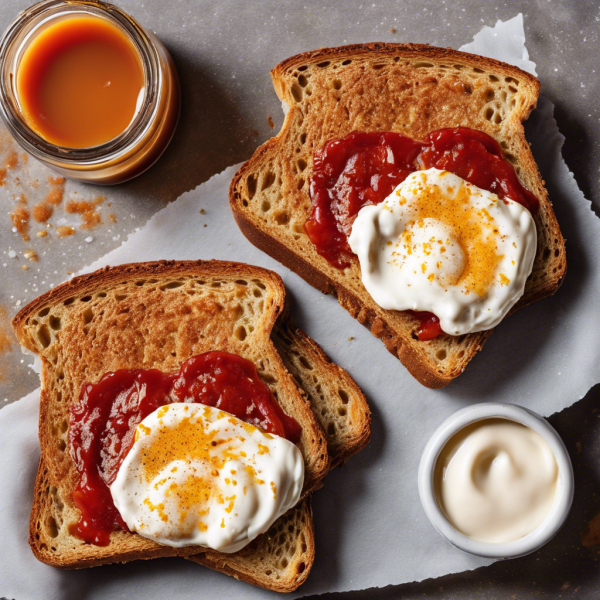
[
  {"left": 13, "top": 260, "right": 369, "bottom": 592},
  {"left": 229, "top": 43, "right": 566, "bottom": 388},
  {"left": 186, "top": 317, "right": 371, "bottom": 591},
  {"left": 12, "top": 261, "right": 329, "bottom": 568}
]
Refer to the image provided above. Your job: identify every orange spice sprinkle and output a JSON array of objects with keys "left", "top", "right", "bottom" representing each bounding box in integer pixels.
[{"left": 399, "top": 174, "right": 503, "bottom": 297}]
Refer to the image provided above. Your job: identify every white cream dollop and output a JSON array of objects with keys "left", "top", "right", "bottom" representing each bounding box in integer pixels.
[
  {"left": 110, "top": 403, "right": 304, "bottom": 553},
  {"left": 348, "top": 168, "right": 537, "bottom": 335},
  {"left": 435, "top": 418, "right": 558, "bottom": 544}
]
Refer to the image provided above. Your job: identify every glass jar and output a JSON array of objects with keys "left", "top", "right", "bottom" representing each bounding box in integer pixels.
[{"left": 0, "top": 0, "right": 180, "bottom": 184}]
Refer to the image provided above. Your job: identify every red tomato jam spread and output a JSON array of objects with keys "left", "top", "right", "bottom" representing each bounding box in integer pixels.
[
  {"left": 306, "top": 127, "right": 539, "bottom": 340},
  {"left": 68, "top": 351, "right": 301, "bottom": 546},
  {"left": 407, "top": 311, "right": 443, "bottom": 341}
]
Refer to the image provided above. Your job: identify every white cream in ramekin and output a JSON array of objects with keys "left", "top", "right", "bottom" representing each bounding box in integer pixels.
[{"left": 418, "top": 403, "right": 574, "bottom": 559}]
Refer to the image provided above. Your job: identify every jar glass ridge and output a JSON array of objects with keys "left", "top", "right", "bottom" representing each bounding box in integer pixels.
[{"left": 0, "top": 0, "right": 180, "bottom": 184}]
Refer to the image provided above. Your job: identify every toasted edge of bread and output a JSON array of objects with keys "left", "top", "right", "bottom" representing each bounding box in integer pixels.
[
  {"left": 229, "top": 43, "right": 566, "bottom": 388},
  {"left": 273, "top": 317, "right": 371, "bottom": 467}
]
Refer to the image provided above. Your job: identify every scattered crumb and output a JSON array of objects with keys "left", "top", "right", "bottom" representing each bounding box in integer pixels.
[
  {"left": 348, "top": 336, "right": 354, "bottom": 341},
  {"left": 10, "top": 202, "right": 30, "bottom": 241},
  {"left": 2, "top": 137, "right": 114, "bottom": 272},
  {"left": 1, "top": 141, "right": 115, "bottom": 263},
  {"left": 268, "top": 116, "right": 275, "bottom": 129},
  {"left": 199, "top": 208, "right": 205, "bottom": 214},
  {"left": 0, "top": 305, "right": 15, "bottom": 382},
  {"left": 57, "top": 225, "right": 76, "bottom": 238},
  {"left": 390, "top": 27, "right": 396, "bottom": 33},
  {"left": 66, "top": 270, "right": 73, "bottom": 275},
  {"left": 0, "top": 306, "right": 13, "bottom": 354},
  {"left": 32, "top": 202, "right": 53, "bottom": 223},
  {"left": 65, "top": 198, "right": 104, "bottom": 213},
  {"left": 5, "top": 150, "right": 18, "bottom": 169},
  {"left": 582, "top": 512, "right": 600, "bottom": 547},
  {"left": 45, "top": 186, "right": 64, "bottom": 206},
  {"left": 65, "top": 196, "right": 104, "bottom": 229},
  {"left": 203, "top": 224, "right": 207, "bottom": 228}
]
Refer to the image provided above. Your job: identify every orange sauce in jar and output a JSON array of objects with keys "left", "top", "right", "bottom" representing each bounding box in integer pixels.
[{"left": 16, "top": 15, "right": 144, "bottom": 148}]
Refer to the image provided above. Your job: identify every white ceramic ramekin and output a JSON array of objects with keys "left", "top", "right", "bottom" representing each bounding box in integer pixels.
[{"left": 418, "top": 403, "right": 574, "bottom": 559}]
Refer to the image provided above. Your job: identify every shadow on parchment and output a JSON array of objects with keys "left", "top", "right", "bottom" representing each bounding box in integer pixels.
[
  {"left": 114, "top": 42, "right": 260, "bottom": 207},
  {"left": 302, "top": 392, "right": 387, "bottom": 593},
  {"left": 553, "top": 102, "right": 598, "bottom": 219}
]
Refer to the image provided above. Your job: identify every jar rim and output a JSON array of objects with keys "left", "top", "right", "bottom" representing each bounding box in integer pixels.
[{"left": 0, "top": 0, "right": 161, "bottom": 165}]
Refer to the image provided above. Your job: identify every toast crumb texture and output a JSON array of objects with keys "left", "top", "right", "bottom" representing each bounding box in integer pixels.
[
  {"left": 229, "top": 43, "right": 566, "bottom": 388},
  {"left": 13, "top": 260, "right": 370, "bottom": 591}
]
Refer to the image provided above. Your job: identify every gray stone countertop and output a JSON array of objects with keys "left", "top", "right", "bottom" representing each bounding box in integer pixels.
[{"left": 1, "top": 1, "right": 599, "bottom": 598}]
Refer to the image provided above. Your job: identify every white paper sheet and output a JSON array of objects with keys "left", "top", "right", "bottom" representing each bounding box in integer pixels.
[
  {"left": 459, "top": 13, "right": 538, "bottom": 76},
  {"left": 2, "top": 14, "right": 600, "bottom": 600}
]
